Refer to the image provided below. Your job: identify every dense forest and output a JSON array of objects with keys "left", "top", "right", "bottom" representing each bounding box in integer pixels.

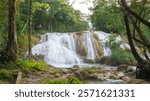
[{"left": 0, "top": 0, "right": 150, "bottom": 84}]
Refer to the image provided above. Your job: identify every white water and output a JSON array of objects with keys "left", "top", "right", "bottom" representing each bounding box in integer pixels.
[
  {"left": 95, "top": 31, "right": 112, "bottom": 56},
  {"left": 32, "top": 33, "right": 82, "bottom": 66},
  {"left": 85, "top": 32, "right": 95, "bottom": 60},
  {"left": 32, "top": 31, "right": 129, "bottom": 67}
]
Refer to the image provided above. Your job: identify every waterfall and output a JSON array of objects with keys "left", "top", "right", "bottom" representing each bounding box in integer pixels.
[
  {"left": 32, "top": 31, "right": 128, "bottom": 67},
  {"left": 95, "top": 31, "right": 112, "bottom": 56},
  {"left": 85, "top": 32, "right": 95, "bottom": 60},
  {"left": 32, "top": 33, "right": 82, "bottom": 67}
]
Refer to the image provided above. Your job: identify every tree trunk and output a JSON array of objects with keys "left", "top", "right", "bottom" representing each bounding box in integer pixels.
[
  {"left": 28, "top": 0, "right": 32, "bottom": 56},
  {"left": 124, "top": 14, "right": 143, "bottom": 63},
  {"left": 6, "top": 0, "right": 18, "bottom": 61}
]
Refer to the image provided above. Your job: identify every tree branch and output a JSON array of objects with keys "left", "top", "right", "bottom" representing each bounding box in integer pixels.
[{"left": 120, "top": 0, "right": 150, "bottom": 28}]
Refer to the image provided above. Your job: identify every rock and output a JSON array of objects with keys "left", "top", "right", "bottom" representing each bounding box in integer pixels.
[
  {"left": 117, "top": 64, "right": 129, "bottom": 72},
  {"left": 121, "top": 76, "right": 131, "bottom": 83},
  {"left": 91, "top": 73, "right": 107, "bottom": 81},
  {"left": 109, "top": 73, "right": 118, "bottom": 80},
  {"left": 61, "top": 69, "right": 68, "bottom": 74},
  {"left": 74, "top": 33, "right": 87, "bottom": 57},
  {"left": 84, "top": 59, "right": 95, "bottom": 63},
  {"left": 73, "top": 32, "right": 104, "bottom": 62},
  {"left": 73, "top": 65, "right": 79, "bottom": 68},
  {"left": 118, "top": 72, "right": 125, "bottom": 77},
  {"left": 127, "top": 79, "right": 148, "bottom": 84},
  {"left": 125, "top": 66, "right": 136, "bottom": 73},
  {"left": 73, "top": 71, "right": 82, "bottom": 79}
]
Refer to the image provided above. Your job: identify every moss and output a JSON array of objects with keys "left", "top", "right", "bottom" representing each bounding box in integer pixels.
[
  {"left": 42, "top": 77, "right": 82, "bottom": 84},
  {"left": 0, "top": 59, "right": 49, "bottom": 74},
  {"left": 73, "top": 67, "right": 104, "bottom": 80},
  {"left": 15, "top": 59, "right": 49, "bottom": 71},
  {"left": 83, "top": 67, "right": 103, "bottom": 74},
  {"left": 0, "top": 69, "right": 17, "bottom": 83},
  {"left": 0, "top": 69, "right": 13, "bottom": 79}
]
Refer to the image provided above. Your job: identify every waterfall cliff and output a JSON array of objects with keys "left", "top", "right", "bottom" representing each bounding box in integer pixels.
[{"left": 32, "top": 31, "right": 129, "bottom": 67}]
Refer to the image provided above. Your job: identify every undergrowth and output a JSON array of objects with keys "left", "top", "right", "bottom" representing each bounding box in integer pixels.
[
  {"left": 100, "top": 42, "right": 135, "bottom": 66},
  {"left": 42, "top": 77, "right": 82, "bottom": 84},
  {"left": 0, "top": 59, "right": 48, "bottom": 71},
  {"left": 0, "top": 69, "right": 17, "bottom": 83}
]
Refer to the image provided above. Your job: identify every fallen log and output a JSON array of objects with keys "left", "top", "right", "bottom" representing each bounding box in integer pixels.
[{"left": 16, "top": 72, "right": 22, "bottom": 84}]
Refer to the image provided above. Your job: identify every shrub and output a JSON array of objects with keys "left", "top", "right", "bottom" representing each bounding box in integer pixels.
[
  {"left": 110, "top": 48, "right": 135, "bottom": 65},
  {"left": 0, "top": 59, "right": 48, "bottom": 72},
  {"left": 0, "top": 69, "right": 14, "bottom": 80},
  {"left": 100, "top": 42, "right": 135, "bottom": 66},
  {"left": 15, "top": 59, "right": 48, "bottom": 71}
]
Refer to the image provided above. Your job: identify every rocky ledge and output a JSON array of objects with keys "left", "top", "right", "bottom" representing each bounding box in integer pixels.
[{"left": 22, "top": 64, "right": 149, "bottom": 84}]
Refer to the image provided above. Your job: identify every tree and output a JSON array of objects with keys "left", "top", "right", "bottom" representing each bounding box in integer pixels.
[
  {"left": 5, "top": 0, "right": 18, "bottom": 61},
  {"left": 0, "top": 0, "right": 8, "bottom": 51},
  {"left": 28, "top": 0, "right": 32, "bottom": 56},
  {"left": 33, "top": 0, "right": 88, "bottom": 32},
  {"left": 119, "top": 0, "right": 150, "bottom": 79},
  {"left": 91, "top": 0, "right": 124, "bottom": 33}
]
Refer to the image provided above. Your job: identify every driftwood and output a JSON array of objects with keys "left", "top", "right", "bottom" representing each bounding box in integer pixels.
[{"left": 16, "top": 72, "right": 22, "bottom": 84}]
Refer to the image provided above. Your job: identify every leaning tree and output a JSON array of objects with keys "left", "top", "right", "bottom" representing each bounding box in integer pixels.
[{"left": 119, "top": 0, "right": 150, "bottom": 79}]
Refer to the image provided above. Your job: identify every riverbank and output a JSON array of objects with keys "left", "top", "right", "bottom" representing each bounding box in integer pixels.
[{"left": 0, "top": 61, "right": 149, "bottom": 84}]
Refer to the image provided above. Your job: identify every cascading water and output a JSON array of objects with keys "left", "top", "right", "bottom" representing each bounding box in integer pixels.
[
  {"left": 32, "top": 33, "right": 83, "bottom": 67},
  {"left": 85, "top": 32, "right": 95, "bottom": 60},
  {"left": 95, "top": 31, "right": 112, "bottom": 56},
  {"left": 32, "top": 31, "right": 129, "bottom": 67}
]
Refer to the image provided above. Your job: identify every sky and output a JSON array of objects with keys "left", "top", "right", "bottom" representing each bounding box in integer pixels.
[{"left": 69, "top": 0, "right": 93, "bottom": 15}]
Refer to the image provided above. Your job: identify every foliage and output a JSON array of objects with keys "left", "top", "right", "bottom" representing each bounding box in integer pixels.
[
  {"left": 0, "top": 51, "right": 16, "bottom": 63},
  {"left": 0, "top": 59, "right": 48, "bottom": 71},
  {"left": 15, "top": 59, "right": 48, "bottom": 71},
  {"left": 18, "top": 0, "right": 88, "bottom": 32},
  {"left": 42, "top": 76, "right": 82, "bottom": 84},
  {"left": 17, "top": 34, "right": 29, "bottom": 54},
  {"left": 91, "top": 0, "right": 124, "bottom": 33},
  {"left": 34, "top": 0, "right": 88, "bottom": 32},
  {"left": 0, "top": 69, "right": 14, "bottom": 80},
  {"left": 0, "top": 68, "right": 17, "bottom": 84},
  {"left": 0, "top": 0, "right": 88, "bottom": 52},
  {"left": 0, "top": 0, "right": 8, "bottom": 51},
  {"left": 110, "top": 45, "right": 135, "bottom": 65},
  {"left": 100, "top": 43, "right": 135, "bottom": 65}
]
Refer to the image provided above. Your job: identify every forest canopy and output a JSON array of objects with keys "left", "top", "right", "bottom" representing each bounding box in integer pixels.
[{"left": 0, "top": 0, "right": 88, "bottom": 51}]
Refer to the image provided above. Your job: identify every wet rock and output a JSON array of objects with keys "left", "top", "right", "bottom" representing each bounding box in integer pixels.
[
  {"left": 79, "top": 42, "right": 87, "bottom": 56},
  {"left": 117, "top": 72, "right": 125, "bottom": 79},
  {"left": 118, "top": 72, "right": 125, "bottom": 77},
  {"left": 73, "top": 65, "right": 79, "bottom": 68},
  {"left": 121, "top": 76, "right": 131, "bottom": 83},
  {"left": 84, "top": 59, "right": 95, "bottom": 63},
  {"left": 105, "top": 79, "right": 123, "bottom": 84},
  {"left": 61, "top": 69, "right": 68, "bottom": 74},
  {"left": 125, "top": 66, "right": 136, "bottom": 73},
  {"left": 91, "top": 73, "right": 107, "bottom": 81},
  {"left": 109, "top": 73, "right": 118, "bottom": 80},
  {"left": 117, "top": 64, "right": 129, "bottom": 72}
]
